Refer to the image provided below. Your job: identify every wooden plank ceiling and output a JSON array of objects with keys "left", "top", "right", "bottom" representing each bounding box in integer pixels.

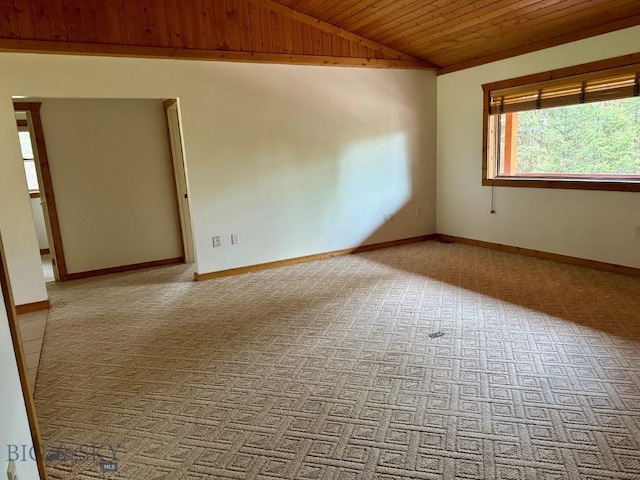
[
  {"left": 275, "top": 0, "right": 640, "bottom": 73},
  {"left": 0, "top": 0, "right": 430, "bottom": 69},
  {"left": 0, "top": 1, "right": 639, "bottom": 72}
]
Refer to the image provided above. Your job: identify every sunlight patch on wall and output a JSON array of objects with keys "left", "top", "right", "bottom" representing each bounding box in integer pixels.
[{"left": 338, "top": 132, "right": 411, "bottom": 245}]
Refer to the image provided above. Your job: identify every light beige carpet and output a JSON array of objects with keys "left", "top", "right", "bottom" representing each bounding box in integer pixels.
[{"left": 34, "top": 241, "right": 640, "bottom": 479}]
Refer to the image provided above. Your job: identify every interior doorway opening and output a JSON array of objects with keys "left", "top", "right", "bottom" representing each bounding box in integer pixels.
[
  {"left": 14, "top": 106, "right": 59, "bottom": 283},
  {"left": 13, "top": 98, "right": 196, "bottom": 284},
  {"left": 16, "top": 114, "right": 55, "bottom": 283}
]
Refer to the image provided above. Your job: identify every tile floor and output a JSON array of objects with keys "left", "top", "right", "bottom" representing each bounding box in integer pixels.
[
  {"left": 15, "top": 254, "right": 53, "bottom": 393},
  {"left": 42, "top": 254, "right": 55, "bottom": 283},
  {"left": 18, "top": 309, "right": 48, "bottom": 392}
]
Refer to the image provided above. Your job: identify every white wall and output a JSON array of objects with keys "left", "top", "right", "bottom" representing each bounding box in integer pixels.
[
  {"left": 30, "top": 197, "right": 49, "bottom": 252},
  {"left": 437, "top": 25, "right": 640, "bottom": 269},
  {"left": 37, "top": 99, "right": 182, "bottom": 274},
  {"left": 0, "top": 98, "right": 47, "bottom": 305},
  {"left": 0, "top": 55, "right": 437, "bottom": 302},
  {"left": 0, "top": 285, "right": 40, "bottom": 479}
]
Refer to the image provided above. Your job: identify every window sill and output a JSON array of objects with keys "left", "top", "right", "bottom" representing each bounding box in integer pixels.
[{"left": 482, "top": 177, "right": 640, "bottom": 192}]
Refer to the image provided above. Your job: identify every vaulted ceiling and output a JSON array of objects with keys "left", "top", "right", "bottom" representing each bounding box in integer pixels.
[
  {"left": 1, "top": 1, "right": 639, "bottom": 73},
  {"left": 274, "top": 0, "right": 640, "bottom": 73}
]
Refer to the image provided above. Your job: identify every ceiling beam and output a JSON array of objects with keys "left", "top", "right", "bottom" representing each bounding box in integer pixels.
[{"left": 0, "top": 39, "right": 430, "bottom": 70}]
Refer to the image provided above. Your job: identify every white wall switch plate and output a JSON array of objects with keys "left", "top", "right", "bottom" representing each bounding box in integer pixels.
[{"left": 231, "top": 233, "right": 240, "bottom": 245}]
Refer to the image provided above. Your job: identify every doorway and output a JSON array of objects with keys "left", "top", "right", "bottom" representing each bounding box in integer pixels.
[
  {"left": 16, "top": 112, "right": 52, "bottom": 282},
  {"left": 14, "top": 104, "right": 60, "bottom": 283},
  {"left": 13, "top": 99, "right": 196, "bottom": 282}
]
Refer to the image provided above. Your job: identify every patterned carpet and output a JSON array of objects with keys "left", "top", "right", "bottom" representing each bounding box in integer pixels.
[{"left": 34, "top": 241, "right": 640, "bottom": 479}]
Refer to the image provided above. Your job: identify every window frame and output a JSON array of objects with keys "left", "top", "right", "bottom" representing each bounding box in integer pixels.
[
  {"left": 16, "top": 120, "right": 41, "bottom": 196},
  {"left": 482, "top": 52, "right": 640, "bottom": 192}
]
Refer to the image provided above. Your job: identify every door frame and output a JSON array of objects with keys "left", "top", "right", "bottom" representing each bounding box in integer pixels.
[
  {"left": 163, "top": 99, "right": 196, "bottom": 264},
  {"left": 14, "top": 99, "right": 192, "bottom": 281},
  {"left": 14, "top": 102, "right": 68, "bottom": 280},
  {"left": 16, "top": 118, "right": 51, "bottom": 257},
  {"left": 0, "top": 231, "right": 49, "bottom": 479}
]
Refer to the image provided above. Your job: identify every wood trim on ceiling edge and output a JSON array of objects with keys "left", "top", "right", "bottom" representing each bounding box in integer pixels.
[
  {"left": 0, "top": 40, "right": 434, "bottom": 70},
  {"left": 194, "top": 234, "right": 438, "bottom": 281},
  {"left": 438, "top": 234, "right": 640, "bottom": 277},
  {"left": 437, "top": 14, "right": 640, "bottom": 75}
]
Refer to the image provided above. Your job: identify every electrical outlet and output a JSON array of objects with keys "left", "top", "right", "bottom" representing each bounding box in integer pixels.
[
  {"left": 7, "top": 460, "right": 17, "bottom": 480},
  {"left": 231, "top": 233, "right": 240, "bottom": 245},
  {"left": 212, "top": 236, "right": 221, "bottom": 248}
]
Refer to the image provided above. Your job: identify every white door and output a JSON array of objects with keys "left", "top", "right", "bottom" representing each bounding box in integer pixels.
[{"left": 166, "top": 102, "right": 196, "bottom": 264}]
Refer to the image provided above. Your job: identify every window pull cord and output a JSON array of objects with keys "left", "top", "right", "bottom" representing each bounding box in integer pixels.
[{"left": 491, "top": 182, "right": 496, "bottom": 214}]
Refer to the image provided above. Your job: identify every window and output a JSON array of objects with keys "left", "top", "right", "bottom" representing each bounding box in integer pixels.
[
  {"left": 482, "top": 55, "right": 640, "bottom": 192},
  {"left": 17, "top": 127, "right": 40, "bottom": 194}
]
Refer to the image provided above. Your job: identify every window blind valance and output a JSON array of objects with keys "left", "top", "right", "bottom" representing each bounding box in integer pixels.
[{"left": 489, "top": 69, "right": 640, "bottom": 115}]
